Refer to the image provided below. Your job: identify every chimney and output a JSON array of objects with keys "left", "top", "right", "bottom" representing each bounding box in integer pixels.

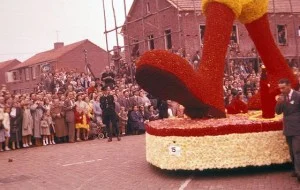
[{"left": 54, "top": 42, "right": 64, "bottom": 49}]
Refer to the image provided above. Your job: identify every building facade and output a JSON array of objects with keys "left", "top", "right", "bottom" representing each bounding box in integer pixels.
[
  {"left": 8, "top": 39, "right": 110, "bottom": 93},
  {"left": 0, "top": 59, "right": 21, "bottom": 89},
  {"left": 123, "top": 0, "right": 300, "bottom": 65}
]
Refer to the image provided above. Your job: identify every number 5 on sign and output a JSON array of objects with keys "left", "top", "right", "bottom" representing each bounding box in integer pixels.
[{"left": 168, "top": 145, "right": 181, "bottom": 156}]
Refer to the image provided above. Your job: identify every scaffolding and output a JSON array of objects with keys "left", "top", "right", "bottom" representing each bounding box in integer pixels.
[{"left": 101, "top": 0, "right": 186, "bottom": 63}]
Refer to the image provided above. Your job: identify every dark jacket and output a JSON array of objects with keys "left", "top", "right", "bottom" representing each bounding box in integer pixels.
[
  {"left": 119, "top": 97, "right": 131, "bottom": 111},
  {"left": 63, "top": 99, "right": 75, "bottom": 123},
  {"left": 129, "top": 111, "right": 145, "bottom": 130},
  {"left": 275, "top": 90, "right": 300, "bottom": 136},
  {"left": 10, "top": 107, "right": 23, "bottom": 132},
  {"left": 100, "top": 95, "right": 116, "bottom": 115}
]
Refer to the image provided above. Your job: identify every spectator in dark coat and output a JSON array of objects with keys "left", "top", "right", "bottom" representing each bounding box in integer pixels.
[
  {"left": 129, "top": 106, "right": 145, "bottom": 135},
  {"left": 158, "top": 100, "right": 168, "bottom": 119},
  {"left": 139, "top": 105, "right": 150, "bottom": 121},
  {"left": 101, "top": 66, "right": 115, "bottom": 89}
]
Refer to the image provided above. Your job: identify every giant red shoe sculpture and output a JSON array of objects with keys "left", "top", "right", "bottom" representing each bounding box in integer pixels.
[
  {"left": 137, "top": 0, "right": 294, "bottom": 171},
  {"left": 136, "top": 1, "right": 297, "bottom": 118}
]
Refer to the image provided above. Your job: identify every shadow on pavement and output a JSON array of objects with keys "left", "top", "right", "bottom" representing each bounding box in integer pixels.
[{"left": 148, "top": 163, "right": 293, "bottom": 178}]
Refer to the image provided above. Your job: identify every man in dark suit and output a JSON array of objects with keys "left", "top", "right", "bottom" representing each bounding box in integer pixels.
[
  {"left": 100, "top": 86, "right": 120, "bottom": 142},
  {"left": 129, "top": 105, "right": 145, "bottom": 135},
  {"left": 275, "top": 78, "right": 300, "bottom": 181},
  {"left": 119, "top": 90, "right": 131, "bottom": 111},
  {"left": 158, "top": 99, "right": 168, "bottom": 119},
  {"left": 63, "top": 91, "right": 75, "bottom": 143}
]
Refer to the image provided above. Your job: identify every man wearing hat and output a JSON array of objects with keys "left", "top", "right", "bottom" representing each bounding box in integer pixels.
[
  {"left": 101, "top": 66, "right": 115, "bottom": 89},
  {"left": 100, "top": 86, "right": 120, "bottom": 142}
]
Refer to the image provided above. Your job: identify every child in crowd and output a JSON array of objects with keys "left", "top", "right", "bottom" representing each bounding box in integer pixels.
[
  {"left": 40, "top": 112, "right": 51, "bottom": 146},
  {"left": 118, "top": 106, "right": 128, "bottom": 135},
  {"left": 22, "top": 101, "right": 33, "bottom": 148}
]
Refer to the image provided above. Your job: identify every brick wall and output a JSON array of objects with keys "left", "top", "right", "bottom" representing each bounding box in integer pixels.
[
  {"left": 8, "top": 41, "right": 110, "bottom": 93},
  {"left": 0, "top": 60, "right": 21, "bottom": 90},
  {"left": 124, "top": 0, "right": 300, "bottom": 61},
  {"left": 124, "top": 0, "right": 181, "bottom": 60},
  {"left": 56, "top": 41, "right": 109, "bottom": 78}
]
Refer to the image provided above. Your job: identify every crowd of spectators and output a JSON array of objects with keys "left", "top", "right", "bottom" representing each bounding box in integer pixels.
[
  {"left": 0, "top": 58, "right": 186, "bottom": 151},
  {"left": 1, "top": 48, "right": 299, "bottom": 151}
]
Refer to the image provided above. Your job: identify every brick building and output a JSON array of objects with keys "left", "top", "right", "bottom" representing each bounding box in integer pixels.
[
  {"left": 8, "top": 39, "right": 109, "bottom": 93},
  {"left": 123, "top": 0, "right": 300, "bottom": 64},
  {"left": 0, "top": 59, "right": 21, "bottom": 89}
]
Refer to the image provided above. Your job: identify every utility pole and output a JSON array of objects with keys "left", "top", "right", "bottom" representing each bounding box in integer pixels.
[{"left": 84, "top": 49, "right": 96, "bottom": 79}]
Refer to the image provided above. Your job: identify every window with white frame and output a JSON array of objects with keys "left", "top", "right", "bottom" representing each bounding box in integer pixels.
[
  {"left": 25, "top": 68, "right": 30, "bottom": 80},
  {"left": 131, "top": 39, "right": 140, "bottom": 57},
  {"left": 147, "top": 35, "right": 155, "bottom": 50},
  {"left": 32, "top": 66, "right": 37, "bottom": 79},
  {"left": 164, "top": 29, "right": 172, "bottom": 49},
  {"left": 277, "top": 25, "right": 287, "bottom": 45},
  {"left": 199, "top": 25, "right": 206, "bottom": 44},
  {"left": 12, "top": 71, "right": 17, "bottom": 81}
]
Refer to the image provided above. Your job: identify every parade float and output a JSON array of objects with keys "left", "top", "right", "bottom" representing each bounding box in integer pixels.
[
  {"left": 136, "top": 50, "right": 292, "bottom": 170},
  {"left": 135, "top": 1, "right": 297, "bottom": 170},
  {"left": 145, "top": 112, "right": 289, "bottom": 170}
]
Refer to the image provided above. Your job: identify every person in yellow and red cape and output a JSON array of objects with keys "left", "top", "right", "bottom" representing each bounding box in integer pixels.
[
  {"left": 74, "top": 94, "right": 90, "bottom": 141},
  {"left": 135, "top": 0, "right": 297, "bottom": 119}
]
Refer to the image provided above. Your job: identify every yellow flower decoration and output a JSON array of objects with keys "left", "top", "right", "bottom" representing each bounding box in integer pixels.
[
  {"left": 146, "top": 131, "right": 290, "bottom": 170},
  {"left": 202, "top": 0, "right": 269, "bottom": 24}
]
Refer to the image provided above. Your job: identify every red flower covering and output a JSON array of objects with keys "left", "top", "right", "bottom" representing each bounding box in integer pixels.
[
  {"left": 136, "top": 3, "right": 235, "bottom": 118},
  {"left": 246, "top": 15, "right": 297, "bottom": 110},
  {"left": 260, "top": 69, "right": 276, "bottom": 118},
  {"left": 146, "top": 115, "right": 282, "bottom": 137},
  {"left": 247, "top": 94, "right": 261, "bottom": 110},
  {"left": 226, "top": 96, "right": 248, "bottom": 114}
]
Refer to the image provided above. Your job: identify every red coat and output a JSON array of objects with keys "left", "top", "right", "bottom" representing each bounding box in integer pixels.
[
  {"left": 74, "top": 109, "right": 90, "bottom": 124},
  {"left": 87, "top": 86, "right": 96, "bottom": 95}
]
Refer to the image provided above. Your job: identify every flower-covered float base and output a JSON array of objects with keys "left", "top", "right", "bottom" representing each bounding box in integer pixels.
[{"left": 146, "top": 112, "right": 290, "bottom": 170}]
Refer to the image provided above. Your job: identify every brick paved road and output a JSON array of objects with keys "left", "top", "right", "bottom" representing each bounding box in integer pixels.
[{"left": 0, "top": 135, "right": 300, "bottom": 190}]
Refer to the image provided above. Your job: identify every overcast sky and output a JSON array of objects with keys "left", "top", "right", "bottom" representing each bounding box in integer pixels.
[{"left": 0, "top": 0, "right": 134, "bottom": 62}]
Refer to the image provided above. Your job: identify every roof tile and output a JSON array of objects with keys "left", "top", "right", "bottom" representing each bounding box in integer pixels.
[
  {"left": 12, "top": 39, "right": 88, "bottom": 70},
  {"left": 0, "top": 59, "right": 21, "bottom": 69}
]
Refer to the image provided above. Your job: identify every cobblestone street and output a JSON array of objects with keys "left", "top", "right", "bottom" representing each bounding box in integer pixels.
[{"left": 0, "top": 135, "right": 300, "bottom": 190}]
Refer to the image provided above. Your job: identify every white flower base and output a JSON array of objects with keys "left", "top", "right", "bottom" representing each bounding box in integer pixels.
[{"left": 146, "top": 131, "right": 290, "bottom": 170}]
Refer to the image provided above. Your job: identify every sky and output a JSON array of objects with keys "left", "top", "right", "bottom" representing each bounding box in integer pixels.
[{"left": 0, "top": 0, "right": 134, "bottom": 62}]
